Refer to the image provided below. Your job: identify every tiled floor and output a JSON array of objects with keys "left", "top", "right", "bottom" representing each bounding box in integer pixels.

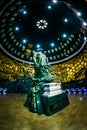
[{"left": 0, "top": 93, "right": 87, "bottom": 130}]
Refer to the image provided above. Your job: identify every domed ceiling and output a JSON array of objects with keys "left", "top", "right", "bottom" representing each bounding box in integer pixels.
[{"left": 0, "top": 0, "right": 87, "bottom": 64}]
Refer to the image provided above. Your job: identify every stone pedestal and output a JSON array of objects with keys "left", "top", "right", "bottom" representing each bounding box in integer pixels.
[
  {"left": 41, "top": 93, "right": 69, "bottom": 116},
  {"left": 41, "top": 83, "right": 69, "bottom": 116}
]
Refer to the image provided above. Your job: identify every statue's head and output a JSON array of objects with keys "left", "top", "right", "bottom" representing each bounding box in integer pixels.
[{"left": 36, "top": 48, "right": 43, "bottom": 52}]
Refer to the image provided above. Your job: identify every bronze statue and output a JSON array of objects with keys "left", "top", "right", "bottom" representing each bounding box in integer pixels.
[
  {"left": 32, "top": 49, "right": 54, "bottom": 82},
  {"left": 24, "top": 48, "right": 54, "bottom": 114}
]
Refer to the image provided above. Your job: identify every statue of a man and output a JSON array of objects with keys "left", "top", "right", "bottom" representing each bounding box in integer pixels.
[
  {"left": 32, "top": 48, "right": 54, "bottom": 82},
  {"left": 24, "top": 48, "right": 54, "bottom": 114}
]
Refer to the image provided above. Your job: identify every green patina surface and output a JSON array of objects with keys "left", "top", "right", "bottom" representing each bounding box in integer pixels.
[{"left": 24, "top": 49, "right": 54, "bottom": 114}]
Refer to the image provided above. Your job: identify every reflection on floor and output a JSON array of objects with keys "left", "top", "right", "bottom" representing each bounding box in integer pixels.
[{"left": 0, "top": 93, "right": 87, "bottom": 130}]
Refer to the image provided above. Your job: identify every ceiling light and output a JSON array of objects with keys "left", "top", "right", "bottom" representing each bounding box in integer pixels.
[
  {"left": 23, "top": 10, "right": 27, "bottom": 14},
  {"left": 83, "top": 22, "right": 87, "bottom": 26},
  {"left": 64, "top": 18, "right": 68, "bottom": 22},
  {"left": 15, "top": 27, "right": 19, "bottom": 31},
  {"left": 48, "top": 6, "right": 52, "bottom": 9},
  {"left": 84, "top": 37, "right": 87, "bottom": 41},
  {"left": 36, "top": 20, "right": 48, "bottom": 29},
  {"left": 52, "top": 0, "right": 58, "bottom": 3},
  {"left": 77, "top": 12, "right": 81, "bottom": 16},
  {"left": 62, "top": 34, "right": 67, "bottom": 38},
  {"left": 36, "top": 44, "right": 40, "bottom": 48},
  {"left": 22, "top": 39, "right": 27, "bottom": 43},
  {"left": 51, "top": 42, "right": 55, "bottom": 47}
]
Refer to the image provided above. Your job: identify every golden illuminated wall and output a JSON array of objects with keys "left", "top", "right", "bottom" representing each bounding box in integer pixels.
[
  {"left": 0, "top": 47, "right": 87, "bottom": 82},
  {"left": 52, "top": 47, "right": 87, "bottom": 82},
  {"left": 0, "top": 51, "right": 34, "bottom": 81}
]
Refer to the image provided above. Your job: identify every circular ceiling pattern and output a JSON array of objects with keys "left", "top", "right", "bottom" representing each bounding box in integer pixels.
[
  {"left": 36, "top": 20, "right": 48, "bottom": 30},
  {"left": 0, "top": 0, "right": 87, "bottom": 64}
]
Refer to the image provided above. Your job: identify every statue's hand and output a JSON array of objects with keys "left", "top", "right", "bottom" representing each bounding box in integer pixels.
[{"left": 35, "top": 64, "right": 40, "bottom": 68}]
